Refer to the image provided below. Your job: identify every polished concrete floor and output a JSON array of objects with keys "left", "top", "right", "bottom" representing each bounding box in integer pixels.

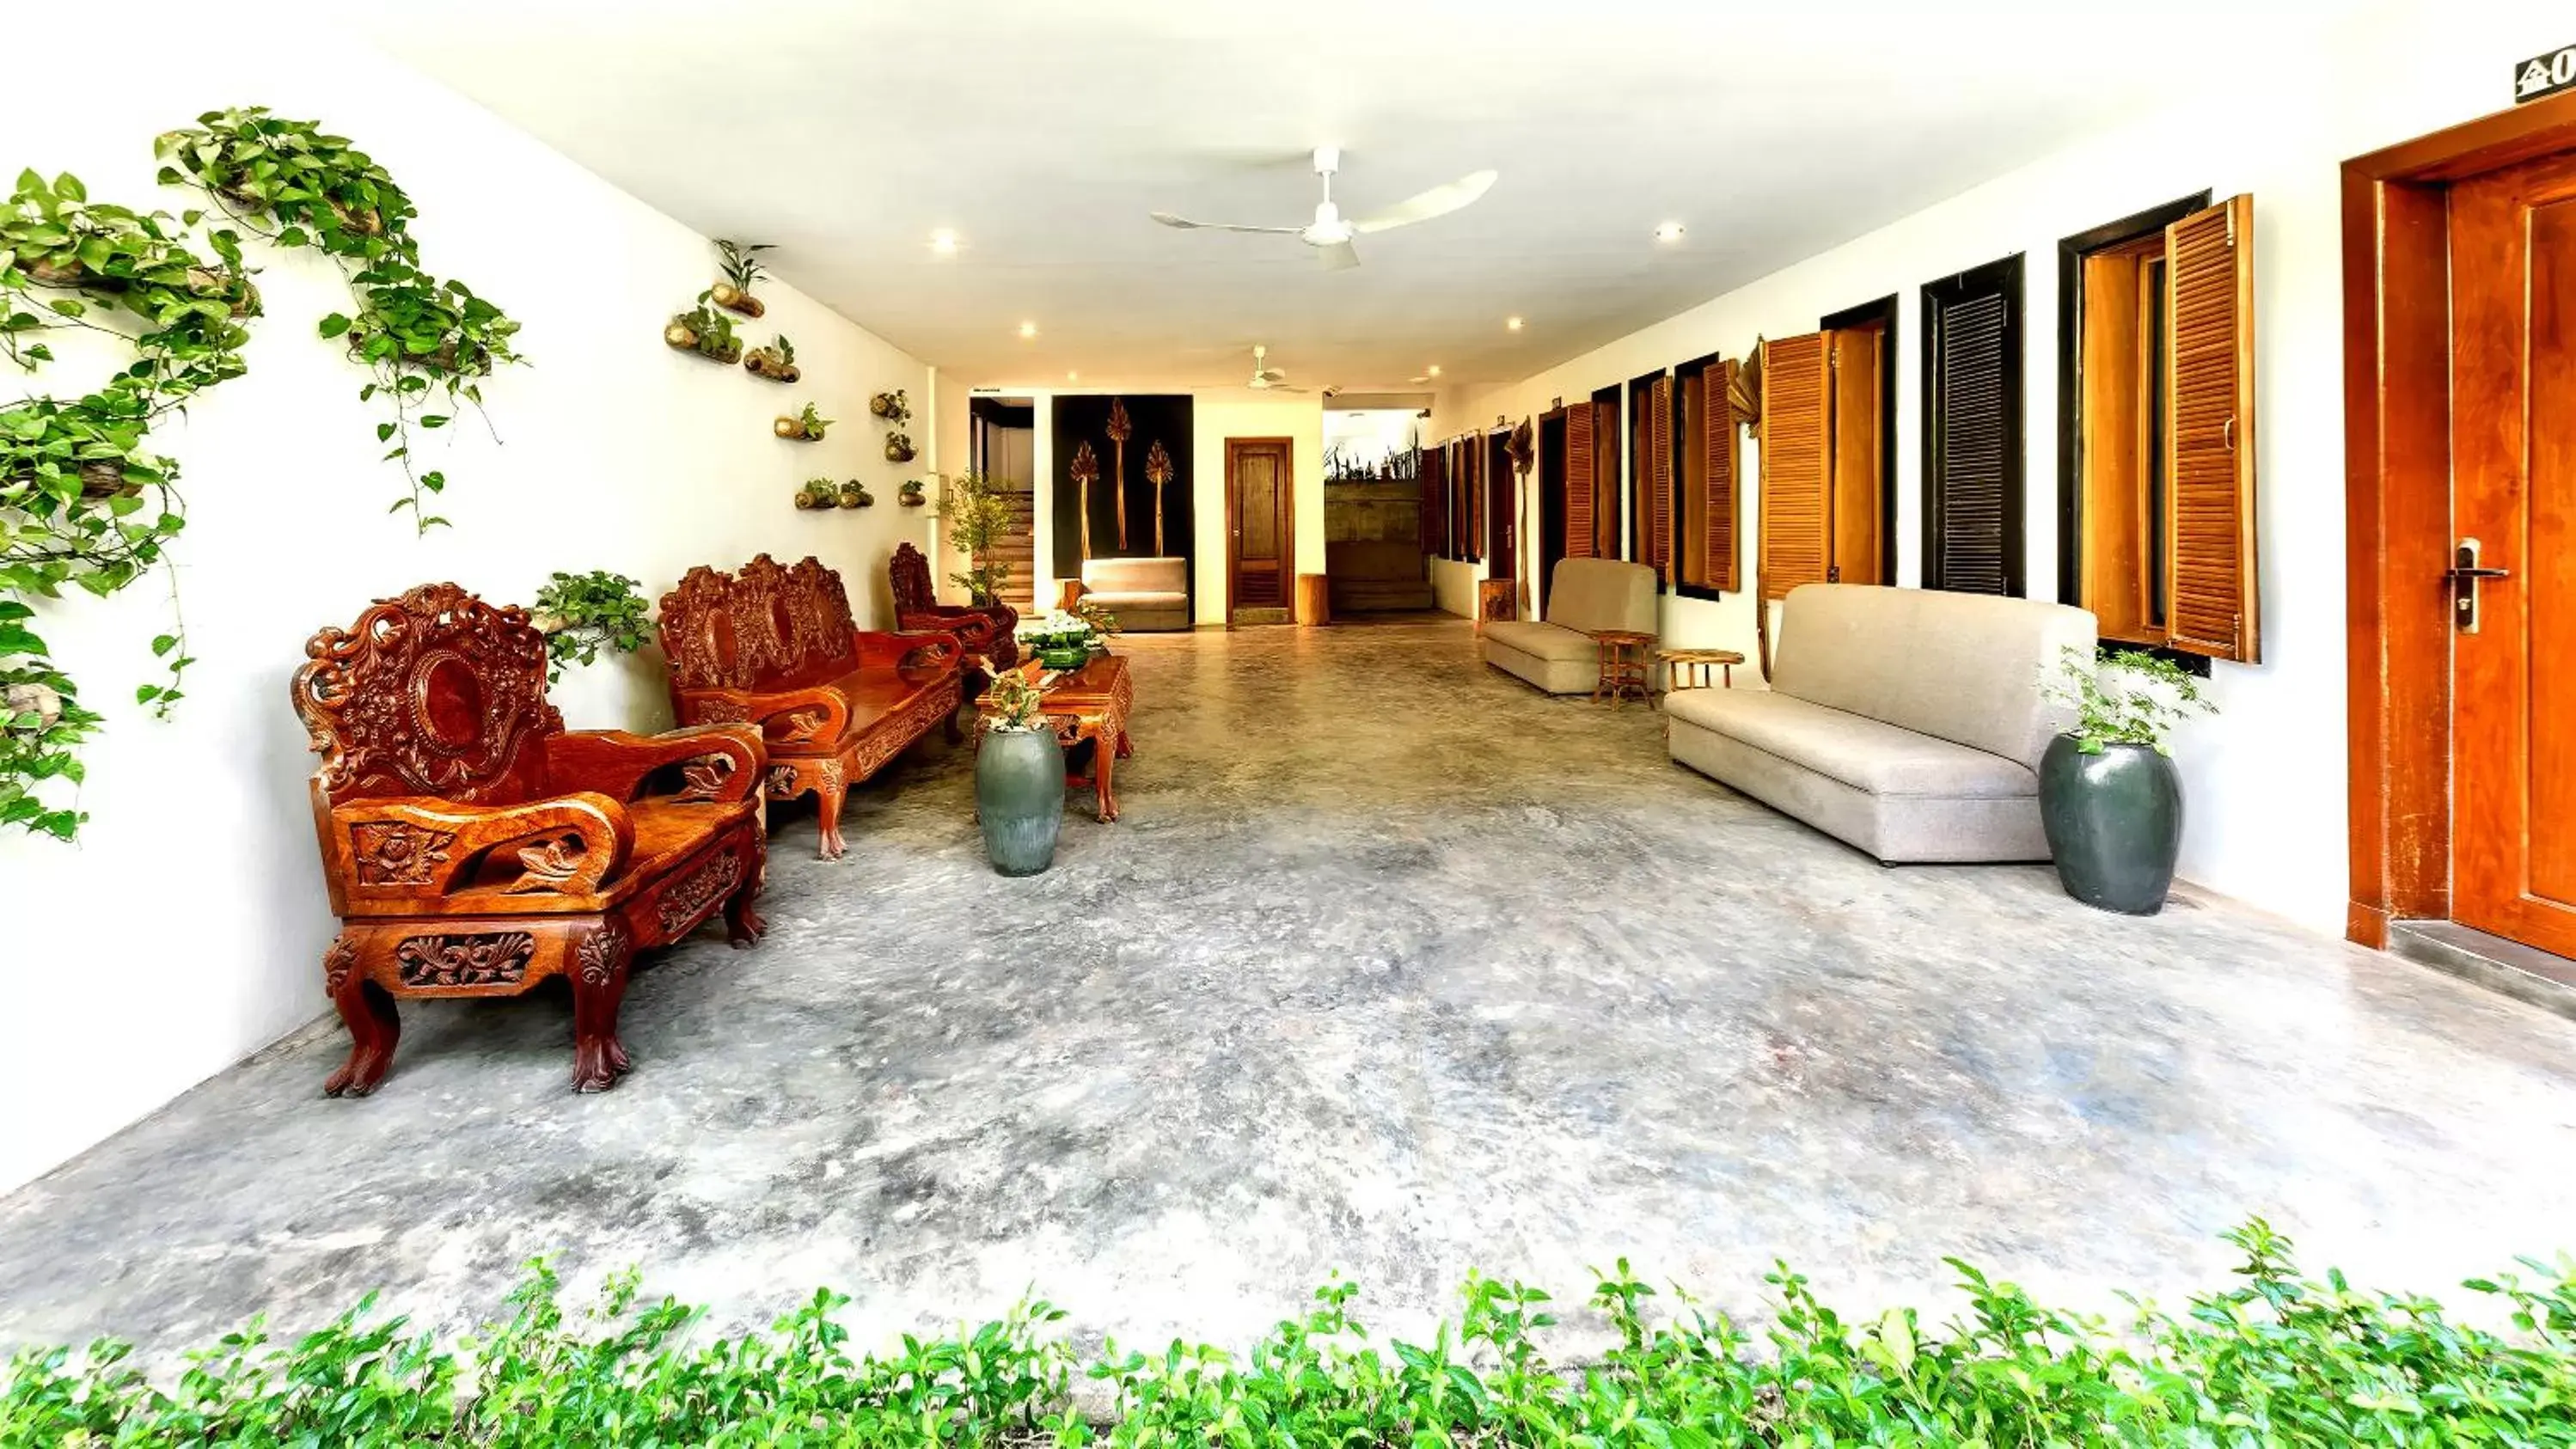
[{"left": 6, "top": 619, "right": 2576, "bottom": 1364}]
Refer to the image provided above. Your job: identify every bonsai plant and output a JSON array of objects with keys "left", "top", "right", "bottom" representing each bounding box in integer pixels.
[
  {"left": 837, "top": 480, "right": 873, "bottom": 509},
  {"left": 934, "top": 469, "right": 1014, "bottom": 606},
  {"left": 897, "top": 477, "right": 927, "bottom": 507},
  {"left": 774, "top": 402, "right": 830, "bottom": 441},
  {"left": 529, "top": 570, "right": 653, "bottom": 684},
  {"left": 2038, "top": 646, "right": 2216, "bottom": 914},
  {"left": 974, "top": 657, "right": 1063, "bottom": 876},
  {"left": 707, "top": 239, "right": 772, "bottom": 317},
  {"left": 664, "top": 303, "right": 740, "bottom": 363},
  {"left": 743, "top": 333, "right": 798, "bottom": 382}
]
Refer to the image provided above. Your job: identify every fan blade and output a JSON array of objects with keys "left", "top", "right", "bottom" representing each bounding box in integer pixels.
[
  {"left": 1318, "top": 238, "right": 1360, "bottom": 271},
  {"left": 1351, "top": 169, "right": 1497, "bottom": 235},
  {"left": 1150, "top": 211, "right": 1301, "bottom": 234}
]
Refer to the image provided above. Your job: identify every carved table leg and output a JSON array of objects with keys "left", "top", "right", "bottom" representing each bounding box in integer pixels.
[
  {"left": 726, "top": 848, "right": 768, "bottom": 947},
  {"left": 1094, "top": 728, "right": 1120, "bottom": 823},
  {"left": 1114, "top": 726, "right": 1135, "bottom": 761},
  {"left": 571, "top": 921, "right": 633, "bottom": 1092},
  {"left": 322, "top": 936, "right": 400, "bottom": 1097}
]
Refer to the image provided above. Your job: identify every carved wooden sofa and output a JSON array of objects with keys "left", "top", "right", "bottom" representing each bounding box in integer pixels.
[
  {"left": 294, "top": 583, "right": 770, "bottom": 1097},
  {"left": 890, "top": 541, "right": 1017, "bottom": 667},
  {"left": 658, "top": 553, "right": 964, "bottom": 859}
]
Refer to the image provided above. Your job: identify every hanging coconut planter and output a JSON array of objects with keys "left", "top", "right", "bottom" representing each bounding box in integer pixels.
[
  {"left": 711, "top": 239, "right": 773, "bottom": 318},
  {"left": 793, "top": 478, "right": 836, "bottom": 510},
  {"left": 743, "top": 335, "right": 799, "bottom": 383},
  {"left": 898, "top": 479, "right": 927, "bottom": 507},
  {"left": 869, "top": 389, "right": 911, "bottom": 423},
  {"left": 839, "top": 480, "right": 874, "bottom": 509},
  {"left": 665, "top": 305, "right": 742, "bottom": 364},
  {"left": 883, "top": 433, "right": 916, "bottom": 463},
  {"left": 774, "top": 403, "right": 831, "bottom": 442}
]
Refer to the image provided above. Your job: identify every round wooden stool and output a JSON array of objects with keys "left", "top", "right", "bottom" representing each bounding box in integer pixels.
[
  {"left": 1588, "top": 629, "right": 1655, "bottom": 708},
  {"left": 1655, "top": 647, "right": 1746, "bottom": 700}
]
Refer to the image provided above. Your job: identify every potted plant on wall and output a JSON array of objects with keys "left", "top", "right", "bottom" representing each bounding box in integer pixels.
[
  {"left": 2038, "top": 647, "right": 2216, "bottom": 914},
  {"left": 774, "top": 402, "right": 831, "bottom": 441},
  {"left": 975, "top": 658, "right": 1063, "bottom": 876},
  {"left": 743, "top": 333, "right": 798, "bottom": 382},
  {"left": 664, "top": 303, "right": 741, "bottom": 363},
  {"left": 897, "top": 477, "right": 927, "bottom": 507},
  {"left": 529, "top": 571, "right": 653, "bottom": 685},
  {"left": 707, "top": 240, "right": 773, "bottom": 317},
  {"left": 837, "top": 480, "right": 873, "bottom": 509}
]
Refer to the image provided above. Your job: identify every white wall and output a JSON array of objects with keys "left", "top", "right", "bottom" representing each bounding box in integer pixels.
[
  {"left": 0, "top": 27, "right": 934, "bottom": 1191},
  {"left": 1443, "top": 0, "right": 2570, "bottom": 940}
]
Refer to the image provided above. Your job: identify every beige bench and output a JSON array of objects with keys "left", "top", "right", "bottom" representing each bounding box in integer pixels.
[
  {"left": 1080, "top": 556, "right": 1190, "bottom": 632},
  {"left": 1480, "top": 558, "right": 1658, "bottom": 694},
  {"left": 1666, "top": 584, "right": 2095, "bottom": 862}
]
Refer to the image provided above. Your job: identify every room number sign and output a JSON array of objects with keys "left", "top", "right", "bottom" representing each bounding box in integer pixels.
[{"left": 2517, "top": 43, "right": 2576, "bottom": 104}]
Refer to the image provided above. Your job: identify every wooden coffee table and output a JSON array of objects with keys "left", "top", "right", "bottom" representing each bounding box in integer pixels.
[{"left": 981, "top": 653, "right": 1134, "bottom": 822}]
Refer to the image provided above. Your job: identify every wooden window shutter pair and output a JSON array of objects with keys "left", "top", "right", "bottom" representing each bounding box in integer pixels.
[
  {"left": 1759, "top": 333, "right": 1831, "bottom": 602},
  {"left": 2165, "top": 193, "right": 2259, "bottom": 663},
  {"left": 1923, "top": 254, "right": 2024, "bottom": 596},
  {"left": 1705, "top": 359, "right": 1741, "bottom": 593},
  {"left": 1564, "top": 403, "right": 1596, "bottom": 559}
]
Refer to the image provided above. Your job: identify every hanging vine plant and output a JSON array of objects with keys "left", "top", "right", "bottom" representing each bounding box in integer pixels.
[
  {"left": 3, "top": 108, "right": 523, "bottom": 841},
  {"left": 154, "top": 107, "right": 524, "bottom": 531}
]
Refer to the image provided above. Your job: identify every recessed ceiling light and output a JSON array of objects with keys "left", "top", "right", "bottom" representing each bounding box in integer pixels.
[
  {"left": 1019, "top": 321, "right": 1037, "bottom": 339},
  {"left": 1427, "top": 364, "right": 1442, "bottom": 377},
  {"left": 1654, "top": 221, "right": 1686, "bottom": 242},
  {"left": 929, "top": 228, "right": 959, "bottom": 254},
  {"left": 1506, "top": 316, "right": 1524, "bottom": 331},
  {"left": 1066, "top": 370, "right": 1079, "bottom": 382}
]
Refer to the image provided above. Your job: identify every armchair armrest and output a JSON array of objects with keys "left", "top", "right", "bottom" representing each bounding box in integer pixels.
[
  {"left": 851, "top": 628, "right": 962, "bottom": 673},
  {"left": 673, "top": 685, "right": 851, "bottom": 748},
  {"left": 549, "top": 724, "right": 764, "bottom": 803},
  {"left": 331, "top": 792, "right": 634, "bottom": 901}
]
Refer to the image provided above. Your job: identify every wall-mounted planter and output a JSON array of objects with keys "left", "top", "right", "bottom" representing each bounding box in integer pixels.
[
  {"left": 709, "top": 282, "right": 765, "bottom": 318},
  {"left": 743, "top": 348, "right": 800, "bottom": 383},
  {"left": 839, "top": 481, "right": 874, "bottom": 509},
  {"left": 774, "top": 416, "right": 822, "bottom": 441},
  {"left": 883, "top": 434, "right": 916, "bottom": 463},
  {"left": 664, "top": 318, "right": 742, "bottom": 364},
  {"left": 793, "top": 483, "right": 830, "bottom": 510},
  {"left": 869, "top": 389, "right": 911, "bottom": 424},
  {"left": 897, "top": 482, "right": 926, "bottom": 508}
]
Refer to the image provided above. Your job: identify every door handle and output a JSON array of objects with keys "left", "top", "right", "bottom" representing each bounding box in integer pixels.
[{"left": 2447, "top": 538, "right": 2511, "bottom": 633}]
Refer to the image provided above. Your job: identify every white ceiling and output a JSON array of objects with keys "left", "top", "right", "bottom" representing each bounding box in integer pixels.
[{"left": 356, "top": 1, "right": 2337, "bottom": 394}]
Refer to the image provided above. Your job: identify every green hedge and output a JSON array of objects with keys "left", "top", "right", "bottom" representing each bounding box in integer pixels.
[{"left": 6, "top": 1221, "right": 2573, "bottom": 1446}]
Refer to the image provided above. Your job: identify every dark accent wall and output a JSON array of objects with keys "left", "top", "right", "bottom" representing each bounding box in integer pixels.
[{"left": 1052, "top": 394, "right": 1195, "bottom": 614}]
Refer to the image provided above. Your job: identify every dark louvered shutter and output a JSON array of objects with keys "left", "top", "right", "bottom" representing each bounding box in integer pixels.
[
  {"left": 1564, "top": 405, "right": 1595, "bottom": 559},
  {"left": 1420, "top": 443, "right": 1445, "bottom": 559},
  {"left": 1922, "top": 254, "right": 2024, "bottom": 596}
]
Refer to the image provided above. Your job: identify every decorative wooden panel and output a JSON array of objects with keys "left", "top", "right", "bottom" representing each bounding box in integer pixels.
[
  {"left": 1708, "top": 360, "right": 1741, "bottom": 592},
  {"left": 2164, "top": 194, "right": 2260, "bottom": 661},
  {"left": 1646, "top": 375, "right": 1673, "bottom": 578},
  {"left": 1565, "top": 403, "right": 1596, "bottom": 559},
  {"left": 1924, "top": 260, "right": 2020, "bottom": 596},
  {"left": 1759, "top": 334, "right": 1830, "bottom": 602},
  {"left": 1420, "top": 443, "right": 1447, "bottom": 560}
]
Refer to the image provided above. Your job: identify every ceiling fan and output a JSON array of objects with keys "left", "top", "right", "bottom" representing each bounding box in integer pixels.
[
  {"left": 1247, "top": 345, "right": 1308, "bottom": 392},
  {"left": 1151, "top": 146, "right": 1497, "bottom": 271}
]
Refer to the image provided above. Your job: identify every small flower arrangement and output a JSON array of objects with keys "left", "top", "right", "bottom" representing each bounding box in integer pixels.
[
  {"left": 980, "top": 657, "right": 1046, "bottom": 731},
  {"left": 1015, "top": 609, "right": 1098, "bottom": 669},
  {"left": 2042, "top": 646, "right": 2215, "bottom": 755}
]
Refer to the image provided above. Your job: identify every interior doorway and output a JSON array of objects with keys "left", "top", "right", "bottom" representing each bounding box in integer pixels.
[
  {"left": 968, "top": 397, "right": 1037, "bottom": 614},
  {"left": 1225, "top": 437, "right": 1294, "bottom": 626},
  {"left": 1484, "top": 427, "right": 1515, "bottom": 591},
  {"left": 2346, "top": 90, "right": 2576, "bottom": 964},
  {"left": 1536, "top": 407, "right": 1568, "bottom": 615}
]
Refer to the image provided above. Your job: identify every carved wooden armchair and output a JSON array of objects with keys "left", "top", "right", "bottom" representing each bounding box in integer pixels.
[
  {"left": 294, "top": 583, "right": 770, "bottom": 1097},
  {"left": 890, "top": 541, "right": 1018, "bottom": 667},
  {"left": 658, "top": 554, "right": 964, "bottom": 859}
]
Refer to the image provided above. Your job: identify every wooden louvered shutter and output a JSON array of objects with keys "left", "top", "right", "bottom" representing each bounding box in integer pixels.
[
  {"left": 1465, "top": 440, "right": 1484, "bottom": 562},
  {"left": 1647, "top": 375, "right": 1673, "bottom": 579},
  {"left": 1706, "top": 359, "right": 1741, "bottom": 593},
  {"left": 1759, "top": 334, "right": 1831, "bottom": 602},
  {"left": 1565, "top": 404, "right": 1596, "bottom": 559},
  {"left": 1923, "top": 255, "right": 2023, "bottom": 595},
  {"left": 1420, "top": 443, "right": 1445, "bottom": 557},
  {"left": 2164, "top": 194, "right": 2259, "bottom": 662}
]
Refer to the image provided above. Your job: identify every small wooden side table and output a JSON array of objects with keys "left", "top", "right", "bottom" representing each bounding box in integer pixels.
[
  {"left": 1656, "top": 647, "right": 1745, "bottom": 700},
  {"left": 1476, "top": 578, "right": 1515, "bottom": 633},
  {"left": 1588, "top": 629, "right": 1655, "bottom": 707}
]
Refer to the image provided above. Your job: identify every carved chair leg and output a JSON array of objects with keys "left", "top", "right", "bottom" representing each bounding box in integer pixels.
[
  {"left": 726, "top": 851, "right": 768, "bottom": 947},
  {"left": 571, "top": 922, "right": 634, "bottom": 1092},
  {"left": 815, "top": 775, "right": 848, "bottom": 860},
  {"left": 322, "top": 941, "right": 401, "bottom": 1098}
]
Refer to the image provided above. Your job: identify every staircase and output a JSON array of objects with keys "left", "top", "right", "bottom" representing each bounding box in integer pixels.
[{"left": 993, "top": 486, "right": 1037, "bottom": 612}]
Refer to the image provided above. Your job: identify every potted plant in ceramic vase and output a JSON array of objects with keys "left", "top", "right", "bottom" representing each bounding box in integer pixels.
[
  {"left": 976, "top": 658, "right": 1063, "bottom": 876},
  {"left": 2038, "top": 646, "right": 2216, "bottom": 914}
]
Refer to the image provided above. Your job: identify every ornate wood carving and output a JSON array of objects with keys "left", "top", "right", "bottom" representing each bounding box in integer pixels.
[
  {"left": 395, "top": 931, "right": 537, "bottom": 988},
  {"left": 766, "top": 763, "right": 801, "bottom": 799},
  {"left": 656, "top": 848, "right": 744, "bottom": 935},
  {"left": 351, "top": 822, "right": 455, "bottom": 886},
  {"left": 577, "top": 919, "right": 631, "bottom": 987},
  {"left": 299, "top": 581, "right": 770, "bottom": 1094}
]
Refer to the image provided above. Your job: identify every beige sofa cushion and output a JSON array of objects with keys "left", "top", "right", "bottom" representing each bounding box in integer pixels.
[
  {"left": 1770, "top": 584, "right": 2093, "bottom": 772},
  {"left": 1545, "top": 559, "right": 1657, "bottom": 637},
  {"left": 1482, "top": 619, "right": 1594, "bottom": 663},
  {"left": 1663, "top": 688, "right": 2034, "bottom": 799},
  {"left": 1082, "top": 556, "right": 1187, "bottom": 596}
]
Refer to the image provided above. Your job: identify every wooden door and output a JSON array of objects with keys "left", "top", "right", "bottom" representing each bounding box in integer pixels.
[
  {"left": 2452, "top": 150, "right": 2576, "bottom": 956},
  {"left": 1485, "top": 431, "right": 1515, "bottom": 578},
  {"left": 1226, "top": 437, "right": 1294, "bottom": 624}
]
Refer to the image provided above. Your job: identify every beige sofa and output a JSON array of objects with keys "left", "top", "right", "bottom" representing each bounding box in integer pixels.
[
  {"left": 1080, "top": 556, "right": 1190, "bottom": 632},
  {"left": 1667, "top": 584, "right": 2096, "bottom": 862},
  {"left": 1482, "top": 558, "right": 1657, "bottom": 693}
]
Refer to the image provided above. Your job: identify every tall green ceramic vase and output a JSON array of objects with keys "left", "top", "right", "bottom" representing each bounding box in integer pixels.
[
  {"left": 2039, "top": 734, "right": 2182, "bottom": 914},
  {"left": 976, "top": 727, "right": 1066, "bottom": 876}
]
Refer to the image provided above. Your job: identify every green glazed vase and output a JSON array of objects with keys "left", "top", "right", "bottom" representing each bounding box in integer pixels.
[
  {"left": 1037, "top": 645, "right": 1089, "bottom": 670},
  {"left": 2038, "top": 735, "right": 2182, "bottom": 915},
  {"left": 976, "top": 727, "right": 1065, "bottom": 876}
]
